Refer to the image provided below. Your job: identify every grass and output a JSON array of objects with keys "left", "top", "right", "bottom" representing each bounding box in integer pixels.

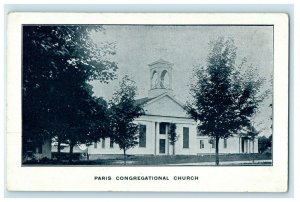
[
  {"left": 124, "top": 153, "right": 272, "bottom": 165},
  {"left": 23, "top": 153, "right": 272, "bottom": 166}
]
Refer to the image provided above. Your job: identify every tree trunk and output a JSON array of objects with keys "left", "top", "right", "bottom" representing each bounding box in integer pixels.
[
  {"left": 173, "top": 143, "right": 175, "bottom": 156},
  {"left": 123, "top": 149, "right": 127, "bottom": 165},
  {"left": 69, "top": 143, "right": 74, "bottom": 164},
  {"left": 215, "top": 137, "right": 220, "bottom": 166},
  {"left": 57, "top": 139, "right": 61, "bottom": 162}
]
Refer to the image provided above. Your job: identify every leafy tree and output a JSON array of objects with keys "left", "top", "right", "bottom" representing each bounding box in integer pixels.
[
  {"left": 258, "top": 135, "right": 272, "bottom": 154},
  {"left": 168, "top": 123, "right": 178, "bottom": 155},
  {"left": 63, "top": 91, "right": 111, "bottom": 163},
  {"left": 186, "top": 37, "right": 268, "bottom": 165},
  {"left": 22, "top": 25, "right": 117, "bottom": 162},
  {"left": 268, "top": 134, "right": 273, "bottom": 159},
  {"left": 109, "top": 76, "right": 144, "bottom": 165}
]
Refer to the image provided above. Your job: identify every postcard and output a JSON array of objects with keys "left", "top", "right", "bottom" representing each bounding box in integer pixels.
[{"left": 6, "top": 12, "right": 289, "bottom": 192}]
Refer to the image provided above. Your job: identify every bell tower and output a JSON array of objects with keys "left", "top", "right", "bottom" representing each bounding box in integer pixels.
[{"left": 148, "top": 59, "right": 174, "bottom": 98}]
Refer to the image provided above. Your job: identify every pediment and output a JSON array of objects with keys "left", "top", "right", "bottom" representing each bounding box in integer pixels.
[{"left": 143, "top": 94, "right": 189, "bottom": 118}]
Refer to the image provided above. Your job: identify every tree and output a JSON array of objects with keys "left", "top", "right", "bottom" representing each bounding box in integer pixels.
[
  {"left": 258, "top": 135, "right": 272, "bottom": 154},
  {"left": 168, "top": 123, "right": 178, "bottom": 155},
  {"left": 22, "top": 25, "right": 117, "bottom": 162},
  {"left": 109, "top": 76, "right": 144, "bottom": 165},
  {"left": 63, "top": 91, "right": 111, "bottom": 163},
  {"left": 186, "top": 37, "right": 268, "bottom": 165}
]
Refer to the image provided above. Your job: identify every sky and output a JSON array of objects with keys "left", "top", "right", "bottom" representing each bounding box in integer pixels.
[{"left": 89, "top": 25, "right": 273, "bottom": 136}]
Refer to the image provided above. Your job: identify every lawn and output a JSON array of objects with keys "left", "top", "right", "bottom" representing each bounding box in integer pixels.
[{"left": 23, "top": 153, "right": 272, "bottom": 166}]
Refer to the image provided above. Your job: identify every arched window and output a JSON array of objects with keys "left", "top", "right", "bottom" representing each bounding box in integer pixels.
[
  {"left": 160, "top": 70, "right": 170, "bottom": 88},
  {"left": 151, "top": 71, "right": 159, "bottom": 88}
]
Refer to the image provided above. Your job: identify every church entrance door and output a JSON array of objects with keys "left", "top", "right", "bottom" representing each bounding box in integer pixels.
[{"left": 159, "top": 139, "right": 166, "bottom": 154}]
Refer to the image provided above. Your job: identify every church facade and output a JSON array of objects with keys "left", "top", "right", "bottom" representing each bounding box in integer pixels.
[{"left": 88, "top": 59, "right": 258, "bottom": 158}]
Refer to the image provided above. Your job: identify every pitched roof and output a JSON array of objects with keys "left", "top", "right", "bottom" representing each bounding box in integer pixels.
[
  {"left": 134, "top": 96, "right": 156, "bottom": 106},
  {"left": 135, "top": 92, "right": 184, "bottom": 109},
  {"left": 148, "top": 59, "right": 173, "bottom": 66}
]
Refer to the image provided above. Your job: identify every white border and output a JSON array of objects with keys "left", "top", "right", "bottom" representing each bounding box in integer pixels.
[{"left": 6, "top": 13, "right": 289, "bottom": 192}]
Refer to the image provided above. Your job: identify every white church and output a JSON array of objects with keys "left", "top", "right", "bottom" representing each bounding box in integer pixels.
[{"left": 87, "top": 59, "right": 258, "bottom": 158}]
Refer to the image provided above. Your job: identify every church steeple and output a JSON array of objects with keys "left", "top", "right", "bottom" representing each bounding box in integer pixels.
[{"left": 148, "top": 59, "right": 174, "bottom": 98}]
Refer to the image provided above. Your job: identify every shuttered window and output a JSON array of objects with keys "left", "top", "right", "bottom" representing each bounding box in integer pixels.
[
  {"left": 102, "top": 138, "right": 105, "bottom": 148},
  {"left": 183, "top": 127, "right": 189, "bottom": 148},
  {"left": 200, "top": 140, "right": 205, "bottom": 149},
  {"left": 110, "top": 138, "right": 114, "bottom": 148},
  {"left": 224, "top": 139, "right": 227, "bottom": 148},
  {"left": 212, "top": 140, "right": 216, "bottom": 148},
  {"left": 139, "top": 125, "right": 146, "bottom": 148},
  {"left": 159, "top": 122, "right": 167, "bottom": 134}
]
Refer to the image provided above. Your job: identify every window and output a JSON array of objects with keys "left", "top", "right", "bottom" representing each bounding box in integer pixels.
[
  {"left": 110, "top": 138, "right": 114, "bottom": 148},
  {"left": 139, "top": 125, "right": 146, "bottom": 148},
  {"left": 161, "top": 70, "right": 170, "bottom": 88},
  {"left": 200, "top": 140, "right": 205, "bottom": 149},
  {"left": 159, "top": 122, "right": 167, "bottom": 134},
  {"left": 159, "top": 139, "right": 166, "bottom": 154},
  {"left": 152, "top": 71, "right": 158, "bottom": 88},
  {"left": 212, "top": 140, "right": 216, "bottom": 149},
  {"left": 183, "top": 127, "right": 189, "bottom": 148},
  {"left": 224, "top": 139, "right": 227, "bottom": 148},
  {"left": 101, "top": 138, "right": 105, "bottom": 148},
  {"left": 94, "top": 142, "right": 97, "bottom": 149}
]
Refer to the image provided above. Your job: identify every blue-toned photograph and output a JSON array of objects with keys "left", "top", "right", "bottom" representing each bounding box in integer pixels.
[{"left": 22, "top": 25, "right": 273, "bottom": 166}]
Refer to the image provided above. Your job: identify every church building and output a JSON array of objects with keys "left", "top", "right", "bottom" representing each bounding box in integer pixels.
[{"left": 88, "top": 59, "right": 258, "bottom": 158}]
